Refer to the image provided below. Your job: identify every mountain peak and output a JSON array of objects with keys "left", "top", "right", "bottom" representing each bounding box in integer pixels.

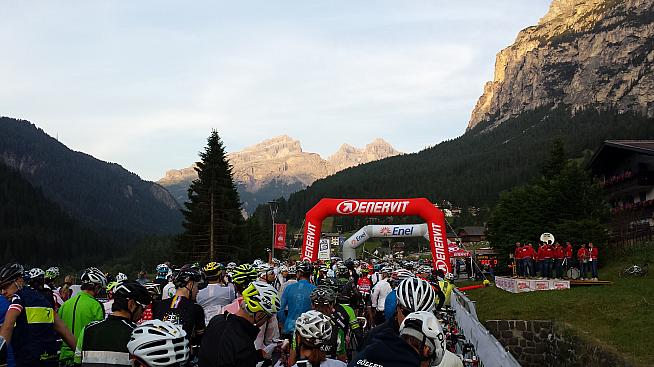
[
  {"left": 467, "top": 0, "right": 654, "bottom": 131},
  {"left": 328, "top": 138, "right": 401, "bottom": 172},
  {"left": 159, "top": 137, "right": 400, "bottom": 212}
]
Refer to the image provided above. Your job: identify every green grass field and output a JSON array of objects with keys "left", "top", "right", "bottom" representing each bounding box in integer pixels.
[{"left": 463, "top": 255, "right": 653, "bottom": 366}]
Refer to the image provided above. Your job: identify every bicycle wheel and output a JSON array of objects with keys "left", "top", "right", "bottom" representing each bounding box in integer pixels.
[{"left": 634, "top": 265, "right": 648, "bottom": 277}]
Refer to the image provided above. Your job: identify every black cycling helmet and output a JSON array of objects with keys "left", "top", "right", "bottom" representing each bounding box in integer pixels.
[
  {"left": 173, "top": 266, "right": 205, "bottom": 289},
  {"left": 113, "top": 281, "right": 153, "bottom": 306},
  {"left": 297, "top": 262, "right": 313, "bottom": 276},
  {"left": 0, "top": 263, "right": 24, "bottom": 288},
  {"left": 311, "top": 286, "right": 337, "bottom": 305}
]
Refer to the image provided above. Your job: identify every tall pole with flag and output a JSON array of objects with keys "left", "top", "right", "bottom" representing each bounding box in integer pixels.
[{"left": 268, "top": 201, "right": 277, "bottom": 261}]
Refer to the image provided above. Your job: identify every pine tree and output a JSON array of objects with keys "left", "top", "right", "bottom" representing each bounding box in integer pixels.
[{"left": 178, "top": 130, "right": 244, "bottom": 262}]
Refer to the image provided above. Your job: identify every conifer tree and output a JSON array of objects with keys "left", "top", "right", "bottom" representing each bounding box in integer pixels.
[{"left": 178, "top": 130, "right": 244, "bottom": 262}]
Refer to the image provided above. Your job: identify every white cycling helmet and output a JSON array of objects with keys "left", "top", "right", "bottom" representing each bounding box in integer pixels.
[
  {"left": 400, "top": 311, "right": 445, "bottom": 365},
  {"left": 395, "top": 269, "right": 415, "bottom": 281},
  {"left": 81, "top": 267, "right": 107, "bottom": 287},
  {"left": 45, "top": 267, "right": 60, "bottom": 280},
  {"left": 127, "top": 320, "right": 189, "bottom": 366},
  {"left": 397, "top": 278, "right": 435, "bottom": 312},
  {"left": 257, "top": 264, "right": 274, "bottom": 278},
  {"left": 445, "top": 272, "right": 455, "bottom": 282},
  {"left": 29, "top": 268, "right": 45, "bottom": 279},
  {"left": 116, "top": 272, "right": 128, "bottom": 283},
  {"left": 226, "top": 262, "right": 237, "bottom": 269},
  {"left": 295, "top": 310, "right": 333, "bottom": 347},
  {"left": 279, "top": 265, "right": 289, "bottom": 273},
  {"left": 156, "top": 264, "right": 169, "bottom": 274},
  {"left": 242, "top": 281, "right": 280, "bottom": 315},
  {"left": 253, "top": 259, "right": 264, "bottom": 267}
]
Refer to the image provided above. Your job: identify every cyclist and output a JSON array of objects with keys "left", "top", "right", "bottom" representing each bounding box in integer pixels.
[
  {"left": 349, "top": 311, "right": 445, "bottom": 367},
  {"left": 75, "top": 281, "right": 151, "bottom": 366},
  {"left": 361, "top": 277, "right": 435, "bottom": 350},
  {"left": 197, "top": 262, "right": 236, "bottom": 325},
  {"left": 439, "top": 273, "right": 456, "bottom": 306},
  {"left": 257, "top": 263, "right": 276, "bottom": 285},
  {"left": 223, "top": 263, "right": 259, "bottom": 314},
  {"left": 152, "top": 265, "right": 206, "bottom": 351},
  {"left": 355, "top": 266, "right": 373, "bottom": 325},
  {"left": 103, "top": 281, "right": 119, "bottom": 318},
  {"left": 137, "top": 283, "right": 161, "bottom": 324},
  {"left": 274, "top": 265, "right": 289, "bottom": 292},
  {"left": 290, "top": 287, "right": 347, "bottom": 364},
  {"left": 335, "top": 266, "right": 358, "bottom": 308},
  {"left": 370, "top": 266, "right": 392, "bottom": 326},
  {"left": 291, "top": 310, "right": 346, "bottom": 367},
  {"left": 127, "top": 320, "right": 190, "bottom": 367},
  {"left": 59, "top": 267, "right": 107, "bottom": 366},
  {"left": 369, "top": 265, "right": 383, "bottom": 287},
  {"left": 0, "top": 263, "right": 76, "bottom": 367},
  {"left": 382, "top": 268, "right": 414, "bottom": 322},
  {"left": 279, "top": 266, "right": 297, "bottom": 297},
  {"left": 199, "top": 281, "right": 280, "bottom": 367},
  {"left": 279, "top": 262, "right": 316, "bottom": 340},
  {"left": 27, "top": 268, "right": 57, "bottom": 309},
  {"left": 44, "top": 267, "right": 64, "bottom": 310},
  {"left": 153, "top": 264, "right": 170, "bottom": 291}
]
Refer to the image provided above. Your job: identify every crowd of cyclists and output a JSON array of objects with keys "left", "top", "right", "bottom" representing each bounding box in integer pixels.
[{"left": 0, "top": 257, "right": 469, "bottom": 367}]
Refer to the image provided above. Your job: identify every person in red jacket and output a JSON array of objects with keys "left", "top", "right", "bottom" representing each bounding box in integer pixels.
[
  {"left": 564, "top": 242, "right": 573, "bottom": 276},
  {"left": 577, "top": 244, "right": 589, "bottom": 280},
  {"left": 537, "top": 242, "right": 554, "bottom": 279},
  {"left": 588, "top": 242, "right": 599, "bottom": 280},
  {"left": 553, "top": 242, "right": 565, "bottom": 279},
  {"left": 514, "top": 242, "right": 524, "bottom": 277},
  {"left": 523, "top": 243, "right": 535, "bottom": 278}
]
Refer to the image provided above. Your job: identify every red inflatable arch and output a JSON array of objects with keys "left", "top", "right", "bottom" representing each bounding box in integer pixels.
[{"left": 301, "top": 198, "right": 451, "bottom": 273}]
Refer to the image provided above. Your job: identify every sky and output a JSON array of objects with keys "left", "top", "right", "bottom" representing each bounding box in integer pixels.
[{"left": 0, "top": 1, "right": 551, "bottom": 180}]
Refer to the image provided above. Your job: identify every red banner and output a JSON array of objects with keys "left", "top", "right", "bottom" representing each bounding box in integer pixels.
[{"left": 274, "top": 224, "right": 287, "bottom": 249}]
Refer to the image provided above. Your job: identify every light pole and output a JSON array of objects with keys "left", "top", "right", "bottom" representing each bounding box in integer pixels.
[{"left": 268, "top": 200, "right": 278, "bottom": 262}]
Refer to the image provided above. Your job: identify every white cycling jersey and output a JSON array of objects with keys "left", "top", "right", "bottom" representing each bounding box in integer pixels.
[{"left": 197, "top": 283, "right": 236, "bottom": 325}]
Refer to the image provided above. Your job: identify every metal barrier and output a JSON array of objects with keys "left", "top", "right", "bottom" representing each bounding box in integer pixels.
[{"left": 451, "top": 289, "right": 521, "bottom": 367}]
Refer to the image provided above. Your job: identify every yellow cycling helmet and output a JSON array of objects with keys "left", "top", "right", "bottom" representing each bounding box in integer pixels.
[
  {"left": 232, "top": 264, "right": 258, "bottom": 285},
  {"left": 106, "top": 281, "right": 118, "bottom": 293},
  {"left": 241, "top": 281, "right": 280, "bottom": 315}
]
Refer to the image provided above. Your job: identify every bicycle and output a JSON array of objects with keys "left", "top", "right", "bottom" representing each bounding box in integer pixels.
[{"left": 619, "top": 263, "right": 649, "bottom": 278}]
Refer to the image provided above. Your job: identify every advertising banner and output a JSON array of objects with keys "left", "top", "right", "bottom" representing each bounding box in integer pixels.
[
  {"left": 318, "top": 239, "right": 331, "bottom": 260},
  {"left": 495, "top": 276, "right": 570, "bottom": 293},
  {"left": 274, "top": 224, "right": 287, "bottom": 249}
]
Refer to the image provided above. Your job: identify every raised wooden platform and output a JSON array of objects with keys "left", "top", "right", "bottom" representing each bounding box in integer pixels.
[{"left": 569, "top": 279, "right": 613, "bottom": 286}]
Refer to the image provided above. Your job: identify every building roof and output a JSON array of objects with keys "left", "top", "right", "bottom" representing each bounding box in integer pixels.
[
  {"left": 458, "top": 226, "right": 485, "bottom": 236},
  {"left": 589, "top": 140, "right": 654, "bottom": 169}
]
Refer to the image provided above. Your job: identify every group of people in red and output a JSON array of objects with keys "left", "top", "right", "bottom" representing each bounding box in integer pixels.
[{"left": 514, "top": 241, "right": 599, "bottom": 280}]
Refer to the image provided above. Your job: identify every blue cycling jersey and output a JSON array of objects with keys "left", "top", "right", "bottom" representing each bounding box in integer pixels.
[
  {"left": 383, "top": 290, "right": 397, "bottom": 321},
  {"left": 278, "top": 279, "right": 316, "bottom": 334}
]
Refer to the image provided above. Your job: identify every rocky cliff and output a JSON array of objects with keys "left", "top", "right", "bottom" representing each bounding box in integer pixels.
[
  {"left": 159, "top": 135, "right": 400, "bottom": 211},
  {"left": 468, "top": 0, "right": 654, "bottom": 130}
]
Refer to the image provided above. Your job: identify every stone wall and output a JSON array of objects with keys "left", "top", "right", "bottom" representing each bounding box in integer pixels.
[{"left": 485, "top": 320, "right": 634, "bottom": 367}]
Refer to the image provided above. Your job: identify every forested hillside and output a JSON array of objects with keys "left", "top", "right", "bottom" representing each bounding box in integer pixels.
[
  {"left": 0, "top": 161, "right": 122, "bottom": 266},
  {"left": 284, "top": 107, "right": 654, "bottom": 225},
  {"left": 0, "top": 117, "right": 182, "bottom": 234}
]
